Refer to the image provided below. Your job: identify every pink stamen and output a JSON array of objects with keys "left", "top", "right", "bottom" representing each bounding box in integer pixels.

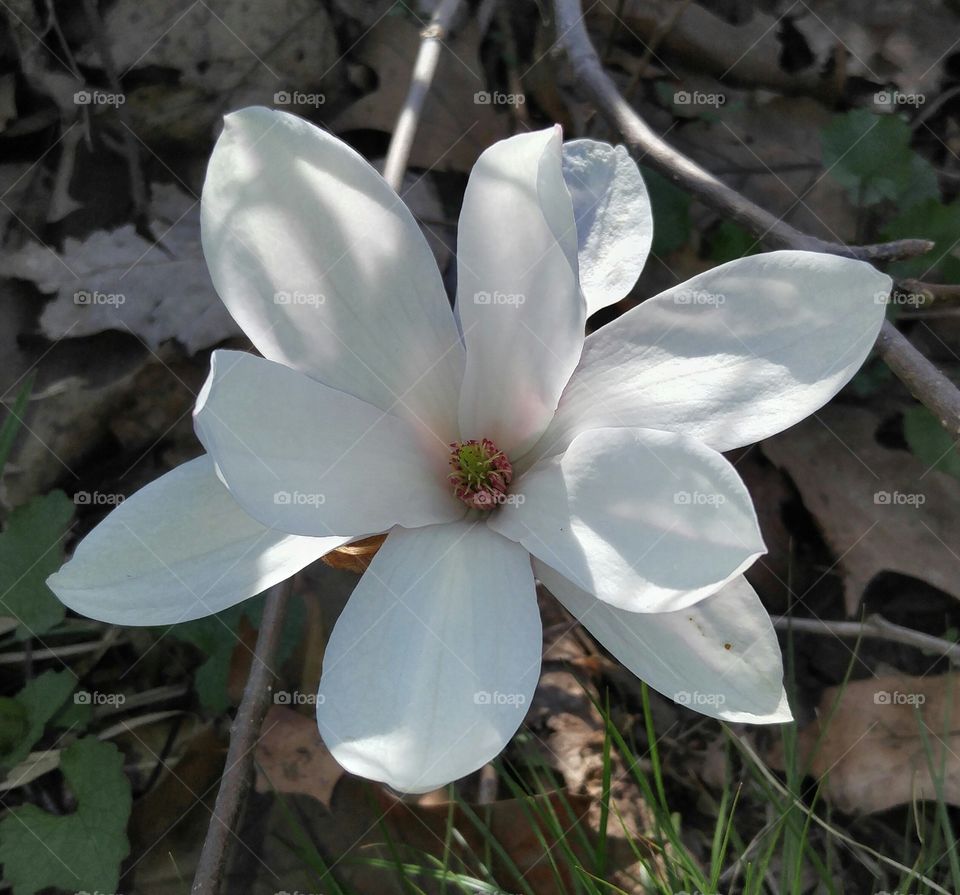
[{"left": 448, "top": 438, "right": 514, "bottom": 510}]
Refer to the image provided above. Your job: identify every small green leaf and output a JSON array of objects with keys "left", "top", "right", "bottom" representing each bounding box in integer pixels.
[
  {"left": 707, "top": 220, "right": 760, "bottom": 262},
  {"left": 50, "top": 695, "right": 94, "bottom": 732},
  {"left": 0, "top": 491, "right": 75, "bottom": 639},
  {"left": 881, "top": 198, "right": 960, "bottom": 282},
  {"left": 0, "top": 373, "right": 35, "bottom": 474},
  {"left": 0, "top": 737, "right": 131, "bottom": 895},
  {"left": 847, "top": 358, "right": 894, "bottom": 398},
  {"left": 0, "top": 670, "right": 77, "bottom": 768},
  {"left": 0, "top": 698, "right": 28, "bottom": 754},
  {"left": 166, "top": 592, "right": 304, "bottom": 712},
  {"left": 903, "top": 405, "right": 960, "bottom": 480},
  {"left": 641, "top": 166, "right": 690, "bottom": 255},
  {"left": 821, "top": 110, "right": 939, "bottom": 208},
  {"left": 169, "top": 600, "right": 254, "bottom": 712}
]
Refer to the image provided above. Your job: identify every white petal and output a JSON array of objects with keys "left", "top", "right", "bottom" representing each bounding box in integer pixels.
[
  {"left": 536, "top": 562, "right": 791, "bottom": 723},
  {"left": 491, "top": 427, "right": 765, "bottom": 613},
  {"left": 193, "top": 350, "right": 463, "bottom": 538},
  {"left": 317, "top": 521, "right": 541, "bottom": 793},
  {"left": 526, "top": 251, "right": 891, "bottom": 464},
  {"left": 47, "top": 457, "right": 344, "bottom": 626},
  {"left": 456, "top": 126, "right": 584, "bottom": 457},
  {"left": 201, "top": 107, "right": 463, "bottom": 441},
  {"left": 562, "top": 139, "right": 652, "bottom": 317}
]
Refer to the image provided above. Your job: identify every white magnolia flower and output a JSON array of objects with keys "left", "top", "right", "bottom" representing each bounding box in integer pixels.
[{"left": 48, "top": 108, "right": 890, "bottom": 793}]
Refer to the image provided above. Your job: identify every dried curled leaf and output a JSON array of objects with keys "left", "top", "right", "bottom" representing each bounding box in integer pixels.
[{"left": 321, "top": 534, "right": 388, "bottom": 574}]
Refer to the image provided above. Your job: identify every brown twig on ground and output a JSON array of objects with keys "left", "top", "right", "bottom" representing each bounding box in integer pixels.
[
  {"left": 80, "top": 0, "right": 148, "bottom": 223},
  {"left": 898, "top": 279, "right": 960, "bottom": 303},
  {"left": 382, "top": 0, "right": 464, "bottom": 192},
  {"left": 873, "top": 323, "right": 960, "bottom": 434},
  {"left": 551, "top": 0, "right": 960, "bottom": 436},
  {"left": 191, "top": 579, "right": 293, "bottom": 895},
  {"left": 772, "top": 614, "right": 960, "bottom": 666}
]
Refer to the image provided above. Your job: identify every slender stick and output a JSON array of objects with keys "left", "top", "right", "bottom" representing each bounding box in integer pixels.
[
  {"left": 552, "top": 0, "right": 930, "bottom": 262},
  {"left": 875, "top": 322, "right": 960, "bottom": 434},
  {"left": 382, "top": 0, "right": 464, "bottom": 192},
  {"left": 898, "top": 279, "right": 960, "bottom": 302},
  {"left": 772, "top": 613, "right": 960, "bottom": 665},
  {"left": 551, "top": 0, "right": 960, "bottom": 435},
  {"left": 191, "top": 580, "right": 293, "bottom": 895}
]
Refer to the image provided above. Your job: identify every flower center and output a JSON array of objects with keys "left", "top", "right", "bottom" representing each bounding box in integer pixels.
[{"left": 448, "top": 438, "right": 513, "bottom": 510}]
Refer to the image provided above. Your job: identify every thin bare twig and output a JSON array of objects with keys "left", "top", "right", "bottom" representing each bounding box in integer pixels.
[
  {"left": 898, "top": 279, "right": 960, "bottom": 302},
  {"left": 551, "top": 0, "right": 960, "bottom": 436},
  {"left": 553, "top": 1, "right": 930, "bottom": 260},
  {"left": 874, "top": 323, "right": 960, "bottom": 433},
  {"left": 382, "top": 0, "right": 464, "bottom": 192},
  {"left": 772, "top": 614, "right": 960, "bottom": 665},
  {"left": 191, "top": 579, "right": 293, "bottom": 895}
]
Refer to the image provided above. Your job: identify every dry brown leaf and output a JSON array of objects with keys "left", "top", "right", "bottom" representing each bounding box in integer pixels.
[
  {"left": 73, "top": 0, "right": 339, "bottom": 143},
  {"left": 333, "top": 14, "right": 510, "bottom": 173},
  {"left": 126, "top": 724, "right": 226, "bottom": 892},
  {"left": 254, "top": 705, "right": 344, "bottom": 808},
  {"left": 774, "top": 673, "right": 960, "bottom": 814},
  {"left": 593, "top": 0, "right": 832, "bottom": 97},
  {"left": 321, "top": 534, "right": 387, "bottom": 574},
  {"left": 802, "top": 0, "right": 960, "bottom": 95},
  {"left": 129, "top": 724, "right": 225, "bottom": 850},
  {"left": 78, "top": 0, "right": 334, "bottom": 93},
  {"left": 6, "top": 183, "right": 244, "bottom": 354},
  {"left": 762, "top": 405, "right": 960, "bottom": 614},
  {"left": 2, "top": 346, "right": 152, "bottom": 508}
]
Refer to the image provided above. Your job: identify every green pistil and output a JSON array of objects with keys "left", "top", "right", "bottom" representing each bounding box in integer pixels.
[{"left": 456, "top": 444, "right": 495, "bottom": 488}]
